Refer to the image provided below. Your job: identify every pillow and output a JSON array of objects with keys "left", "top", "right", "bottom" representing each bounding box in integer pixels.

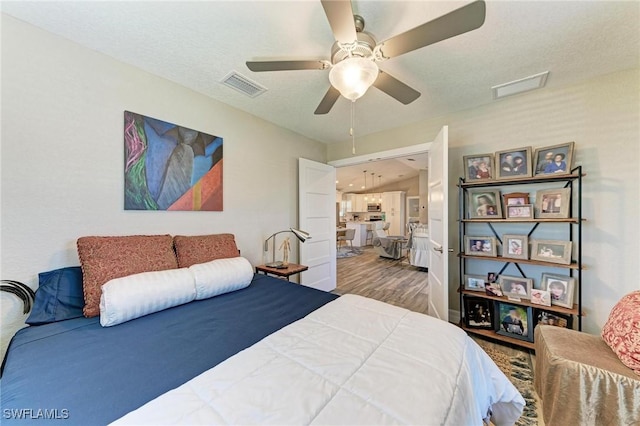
[
  {"left": 77, "top": 235, "right": 178, "bottom": 317},
  {"left": 173, "top": 234, "right": 239, "bottom": 268},
  {"left": 189, "top": 257, "right": 253, "bottom": 300},
  {"left": 601, "top": 290, "right": 640, "bottom": 375},
  {"left": 25, "top": 266, "right": 84, "bottom": 325},
  {"left": 100, "top": 268, "right": 195, "bottom": 327}
]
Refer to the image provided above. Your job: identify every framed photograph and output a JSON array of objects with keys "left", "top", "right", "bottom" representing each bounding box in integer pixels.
[
  {"left": 464, "top": 274, "right": 486, "bottom": 292},
  {"left": 467, "top": 189, "right": 502, "bottom": 218},
  {"left": 487, "top": 272, "right": 498, "bottom": 284},
  {"left": 464, "top": 297, "right": 494, "bottom": 329},
  {"left": 541, "top": 273, "right": 576, "bottom": 309},
  {"left": 499, "top": 275, "right": 533, "bottom": 299},
  {"left": 485, "top": 282, "right": 503, "bottom": 297},
  {"left": 530, "top": 289, "right": 551, "bottom": 306},
  {"left": 502, "top": 234, "right": 529, "bottom": 260},
  {"left": 535, "top": 188, "right": 571, "bottom": 219},
  {"left": 533, "top": 309, "right": 573, "bottom": 329},
  {"left": 505, "top": 204, "right": 534, "bottom": 219},
  {"left": 463, "top": 154, "right": 494, "bottom": 182},
  {"left": 495, "top": 147, "right": 533, "bottom": 179},
  {"left": 503, "top": 192, "right": 530, "bottom": 206},
  {"left": 464, "top": 236, "right": 498, "bottom": 257},
  {"left": 531, "top": 239, "right": 572, "bottom": 265},
  {"left": 533, "top": 141, "right": 575, "bottom": 176},
  {"left": 495, "top": 302, "right": 533, "bottom": 342}
]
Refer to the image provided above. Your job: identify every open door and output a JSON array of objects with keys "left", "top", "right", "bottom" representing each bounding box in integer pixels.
[
  {"left": 298, "top": 158, "right": 336, "bottom": 291},
  {"left": 428, "top": 126, "right": 449, "bottom": 320}
]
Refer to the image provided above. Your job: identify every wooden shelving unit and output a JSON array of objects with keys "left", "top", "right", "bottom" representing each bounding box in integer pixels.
[{"left": 458, "top": 167, "right": 584, "bottom": 350}]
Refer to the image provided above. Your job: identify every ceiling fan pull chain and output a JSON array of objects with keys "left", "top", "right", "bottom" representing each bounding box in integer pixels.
[{"left": 350, "top": 100, "right": 356, "bottom": 155}]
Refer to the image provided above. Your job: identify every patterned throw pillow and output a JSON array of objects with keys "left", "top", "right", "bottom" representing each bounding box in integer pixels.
[
  {"left": 173, "top": 234, "right": 239, "bottom": 268},
  {"left": 601, "top": 291, "right": 640, "bottom": 375},
  {"left": 77, "top": 235, "right": 178, "bottom": 317}
]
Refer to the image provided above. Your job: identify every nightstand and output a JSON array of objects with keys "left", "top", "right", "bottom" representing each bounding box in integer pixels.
[{"left": 255, "top": 263, "right": 308, "bottom": 281}]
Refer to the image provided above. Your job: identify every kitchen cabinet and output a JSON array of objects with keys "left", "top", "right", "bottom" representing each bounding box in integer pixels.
[{"left": 382, "top": 191, "right": 406, "bottom": 235}]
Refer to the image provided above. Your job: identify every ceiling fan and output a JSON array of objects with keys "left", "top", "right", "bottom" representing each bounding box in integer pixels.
[{"left": 246, "top": 0, "right": 486, "bottom": 115}]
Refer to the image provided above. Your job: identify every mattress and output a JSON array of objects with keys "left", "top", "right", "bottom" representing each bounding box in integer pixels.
[
  {"left": 0, "top": 274, "right": 338, "bottom": 425},
  {"left": 115, "top": 295, "right": 525, "bottom": 425}
]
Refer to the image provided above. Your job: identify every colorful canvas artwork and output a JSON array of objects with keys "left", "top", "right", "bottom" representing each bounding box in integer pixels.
[{"left": 124, "top": 111, "right": 223, "bottom": 211}]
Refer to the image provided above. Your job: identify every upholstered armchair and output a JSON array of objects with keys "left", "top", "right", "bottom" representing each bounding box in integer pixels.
[{"left": 372, "top": 222, "right": 406, "bottom": 260}]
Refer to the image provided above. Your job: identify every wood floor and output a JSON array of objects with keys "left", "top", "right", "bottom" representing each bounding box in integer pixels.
[{"left": 335, "top": 246, "right": 430, "bottom": 314}]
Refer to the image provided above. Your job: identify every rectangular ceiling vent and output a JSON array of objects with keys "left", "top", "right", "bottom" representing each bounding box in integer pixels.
[
  {"left": 220, "top": 71, "right": 267, "bottom": 98},
  {"left": 492, "top": 71, "right": 549, "bottom": 100}
]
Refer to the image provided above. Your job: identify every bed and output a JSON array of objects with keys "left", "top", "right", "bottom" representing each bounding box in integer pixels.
[{"left": 1, "top": 234, "right": 525, "bottom": 425}]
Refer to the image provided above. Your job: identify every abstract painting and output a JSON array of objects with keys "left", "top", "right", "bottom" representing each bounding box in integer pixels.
[{"left": 124, "top": 111, "right": 223, "bottom": 211}]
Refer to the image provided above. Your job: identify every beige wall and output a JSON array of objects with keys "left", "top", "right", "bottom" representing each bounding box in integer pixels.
[
  {"left": 0, "top": 15, "right": 325, "bottom": 356},
  {"left": 329, "top": 67, "right": 640, "bottom": 334}
]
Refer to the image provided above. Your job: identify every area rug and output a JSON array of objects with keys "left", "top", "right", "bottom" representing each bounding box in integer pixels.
[
  {"left": 473, "top": 338, "right": 539, "bottom": 426},
  {"left": 337, "top": 247, "right": 363, "bottom": 258}
]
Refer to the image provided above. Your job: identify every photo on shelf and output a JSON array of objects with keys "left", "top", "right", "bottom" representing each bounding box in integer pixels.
[
  {"left": 505, "top": 204, "right": 534, "bottom": 219},
  {"left": 502, "top": 234, "right": 529, "bottom": 260},
  {"left": 464, "top": 236, "right": 498, "bottom": 257},
  {"left": 495, "top": 302, "right": 533, "bottom": 342},
  {"left": 502, "top": 192, "right": 530, "bottom": 206},
  {"left": 495, "top": 147, "right": 533, "bottom": 179},
  {"left": 464, "top": 274, "right": 487, "bottom": 292},
  {"left": 530, "top": 289, "right": 552, "bottom": 306},
  {"left": 467, "top": 189, "right": 503, "bottom": 219},
  {"left": 541, "top": 273, "right": 576, "bottom": 309},
  {"left": 533, "top": 308, "right": 573, "bottom": 329},
  {"left": 535, "top": 187, "right": 571, "bottom": 219},
  {"left": 464, "top": 297, "right": 494, "bottom": 329},
  {"left": 487, "top": 272, "right": 498, "bottom": 284},
  {"left": 463, "top": 154, "right": 494, "bottom": 182},
  {"left": 485, "top": 282, "right": 503, "bottom": 297},
  {"left": 531, "top": 239, "right": 572, "bottom": 265},
  {"left": 499, "top": 275, "right": 533, "bottom": 299},
  {"left": 533, "top": 141, "right": 575, "bottom": 176}
]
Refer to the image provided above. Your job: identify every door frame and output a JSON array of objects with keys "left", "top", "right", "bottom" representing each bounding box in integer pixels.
[{"left": 328, "top": 143, "right": 432, "bottom": 169}]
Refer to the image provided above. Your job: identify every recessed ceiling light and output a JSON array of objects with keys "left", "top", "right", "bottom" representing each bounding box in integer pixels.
[
  {"left": 349, "top": 183, "right": 353, "bottom": 187},
  {"left": 335, "top": 180, "right": 339, "bottom": 184},
  {"left": 492, "top": 71, "right": 549, "bottom": 99}
]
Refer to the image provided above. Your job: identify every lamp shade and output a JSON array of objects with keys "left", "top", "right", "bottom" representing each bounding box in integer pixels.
[
  {"left": 290, "top": 228, "right": 311, "bottom": 243},
  {"left": 329, "top": 57, "right": 379, "bottom": 101}
]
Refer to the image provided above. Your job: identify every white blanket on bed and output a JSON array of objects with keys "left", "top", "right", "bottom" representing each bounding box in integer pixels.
[{"left": 113, "top": 295, "right": 524, "bottom": 425}]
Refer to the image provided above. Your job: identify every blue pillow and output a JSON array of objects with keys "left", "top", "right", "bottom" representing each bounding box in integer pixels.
[{"left": 25, "top": 266, "right": 85, "bottom": 325}]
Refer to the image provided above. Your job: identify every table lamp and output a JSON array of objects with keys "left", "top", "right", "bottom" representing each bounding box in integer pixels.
[{"left": 263, "top": 228, "right": 311, "bottom": 268}]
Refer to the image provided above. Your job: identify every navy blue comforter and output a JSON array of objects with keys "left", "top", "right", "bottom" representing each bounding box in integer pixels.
[{"left": 1, "top": 274, "right": 338, "bottom": 425}]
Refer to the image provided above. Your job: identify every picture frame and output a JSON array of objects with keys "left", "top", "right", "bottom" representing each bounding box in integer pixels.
[
  {"left": 530, "top": 289, "right": 552, "bottom": 306},
  {"left": 464, "top": 274, "right": 487, "bottom": 292},
  {"left": 495, "top": 302, "right": 533, "bottom": 342},
  {"left": 535, "top": 188, "right": 571, "bottom": 219},
  {"left": 533, "top": 308, "right": 573, "bottom": 329},
  {"left": 485, "top": 282, "right": 503, "bottom": 297},
  {"left": 463, "top": 154, "right": 494, "bottom": 182},
  {"left": 541, "top": 273, "right": 576, "bottom": 309},
  {"left": 533, "top": 141, "right": 575, "bottom": 176},
  {"left": 502, "top": 234, "right": 529, "bottom": 260},
  {"left": 464, "top": 297, "right": 494, "bottom": 329},
  {"left": 531, "top": 239, "right": 572, "bottom": 265},
  {"left": 499, "top": 275, "right": 533, "bottom": 299},
  {"left": 464, "top": 236, "right": 498, "bottom": 257},
  {"left": 505, "top": 204, "right": 534, "bottom": 220},
  {"left": 495, "top": 147, "right": 533, "bottom": 179},
  {"left": 487, "top": 272, "right": 498, "bottom": 284},
  {"left": 467, "top": 189, "right": 503, "bottom": 218},
  {"left": 502, "top": 192, "right": 530, "bottom": 206}
]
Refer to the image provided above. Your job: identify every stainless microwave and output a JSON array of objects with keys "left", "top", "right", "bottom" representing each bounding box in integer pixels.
[{"left": 367, "top": 203, "right": 381, "bottom": 212}]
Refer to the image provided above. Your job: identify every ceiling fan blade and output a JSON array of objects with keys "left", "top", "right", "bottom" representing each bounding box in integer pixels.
[
  {"left": 377, "top": 0, "right": 486, "bottom": 59},
  {"left": 315, "top": 86, "right": 341, "bottom": 115},
  {"left": 246, "top": 60, "right": 328, "bottom": 72},
  {"left": 321, "top": 0, "right": 357, "bottom": 44},
  {"left": 373, "top": 71, "right": 421, "bottom": 105}
]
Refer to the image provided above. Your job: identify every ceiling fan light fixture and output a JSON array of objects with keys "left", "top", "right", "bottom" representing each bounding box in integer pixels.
[{"left": 329, "top": 57, "right": 379, "bottom": 101}]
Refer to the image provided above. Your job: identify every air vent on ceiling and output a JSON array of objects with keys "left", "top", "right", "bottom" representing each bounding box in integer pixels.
[
  {"left": 220, "top": 71, "right": 267, "bottom": 98},
  {"left": 492, "top": 71, "right": 549, "bottom": 99}
]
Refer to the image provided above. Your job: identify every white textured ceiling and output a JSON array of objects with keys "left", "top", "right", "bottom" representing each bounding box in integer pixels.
[{"left": 3, "top": 0, "right": 638, "bottom": 149}]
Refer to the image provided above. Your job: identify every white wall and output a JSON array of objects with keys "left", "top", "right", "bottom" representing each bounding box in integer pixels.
[
  {"left": 329, "top": 67, "right": 640, "bottom": 335},
  {"left": 0, "top": 15, "right": 325, "bottom": 356}
]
